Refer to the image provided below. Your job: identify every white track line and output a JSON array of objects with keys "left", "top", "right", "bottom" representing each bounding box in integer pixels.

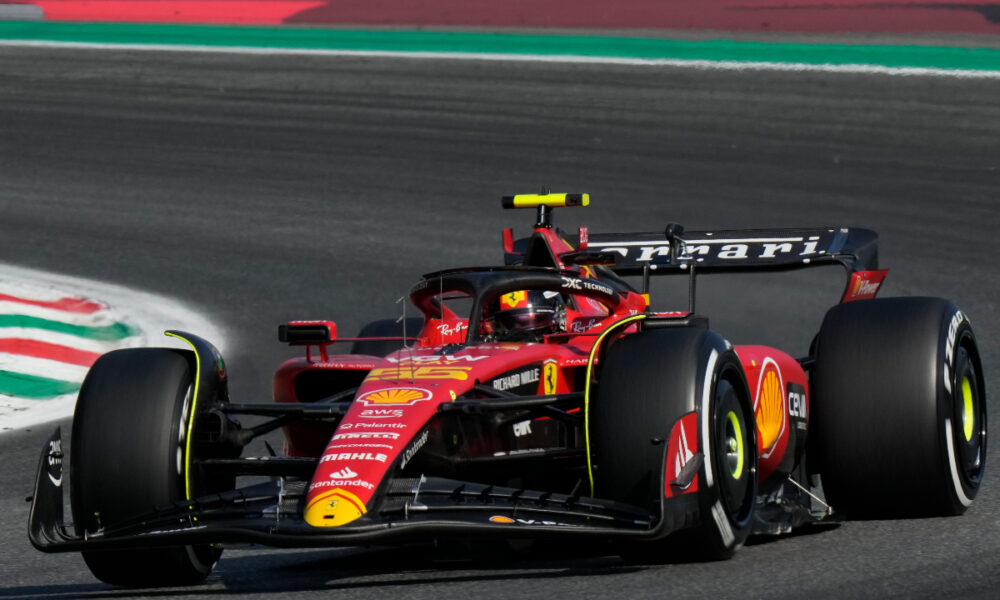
[
  {"left": 0, "top": 300, "right": 124, "bottom": 327},
  {"left": 0, "top": 262, "right": 225, "bottom": 432},
  {"left": 0, "top": 353, "right": 91, "bottom": 382},
  {"left": 1, "top": 40, "right": 998, "bottom": 79},
  {"left": 0, "top": 328, "right": 142, "bottom": 354}
]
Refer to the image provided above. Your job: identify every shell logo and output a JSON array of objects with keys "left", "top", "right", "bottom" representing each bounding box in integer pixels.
[
  {"left": 754, "top": 359, "right": 785, "bottom": 458},
  {"left": 358, "top": 387, "right": 432, "bottom": 406}
]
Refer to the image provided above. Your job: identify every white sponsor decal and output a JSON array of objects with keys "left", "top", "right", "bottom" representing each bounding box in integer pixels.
[
  {"left": 310, "top": 479, "right": 375, "bottom": 491},
  {"left": 711, "top": 500, "right": 736, "bottom": 547},
  {"left": 788, "top": 387, "right": 807, "bottom": 419},
  {"left": 673, "top": 421, "right": 694, "bottom": 484},
  {"left": 591, "top": 235, "right": 824, "bottom": 263},
  {"left": 340, "top": 421, "right": 407, "bottom": 430},
  {"left": 321, "top": 452, "right": 388, "bottom": 463},
  {"left": 146, "top": 525, "right": 208, "bottom": 535},
  {"left": 489, "top": 515, "right": 580, "bottom": 527},
  {"left": 492, "top": 448, "right": 546, "bottom": 457},
  {"left": 493, "top": 368, "right": 540, "bottom": 391},
  {"left": 357, "top": 408, "right": 404, "bottom": 419},
  {"left": 385, "top": 354, "right": 487, "bottom": 364},
  {"left": 943, "top": 310, "right": 965, "bottom": 393},
  {"left": 47, "top": 438, "right": 63, "bottom": 487},
  {"left": 400, "top": 430, "right": 429, "bottom": 469},
  {"left": 571, "top": 319, "right": 601, "bottom": 333},
  {"left": 560, "top": 276, "right": 613, "bottom": 296},
  {"left": 435, "top": 322, "right": 468, "bottom": 337},
  {"left": 332, "top": 431, "right": 400, "bottom": 441},
  {"left": 324, "top": 443, "right": 394, "bottom": 450},
  {"left": 512, "top": 420, "right": 533, "bottom": 437},
  {"left": 329, "top": 466, "right": 358, "bottom": 479},
  {"left": 314, "top": 361, "right": 376, "bottom": 369},
  {"left": 945, "top": 310, "right": 964, "bottom": 365}
]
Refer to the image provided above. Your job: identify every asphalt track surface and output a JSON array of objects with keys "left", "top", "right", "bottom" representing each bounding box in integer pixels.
[{"left": 1, "top": 45, "right": 999, "bottom": 598}]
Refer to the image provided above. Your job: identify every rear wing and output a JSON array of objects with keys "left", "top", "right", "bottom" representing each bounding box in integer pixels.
[
  {"left": 498, "top": 195, "right": 885, "bottom": 305},
  {"left": 585, "top": 227, "right": 878, "bottom": 275}
]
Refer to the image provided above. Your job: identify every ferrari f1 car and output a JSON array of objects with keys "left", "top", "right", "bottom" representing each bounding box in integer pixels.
[{"left": 29, "top": 194, "right": 987, "bottom": 586}]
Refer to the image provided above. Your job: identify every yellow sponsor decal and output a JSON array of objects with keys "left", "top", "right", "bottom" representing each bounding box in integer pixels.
[
  {"left": 755, "top": 362, "right": 785, "bottom": 455},
  {"left": 358, "top": 387, "right": 432, "bottom": 405},
  {"left": 305, "top": 488, "right": 367, "bottom": 527},
  {"left": 367, "top": 366, "right": 471, "bottom": 381},
  {"left": 543, "top": 361, "right": 559, "bottom": 394}
]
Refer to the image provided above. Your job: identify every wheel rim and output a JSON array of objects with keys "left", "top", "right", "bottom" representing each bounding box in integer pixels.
[
  {"left": 714, "top": 378, "right": 752, "bottom": 523},
  {"left": 952, "top": 344, "right": 985, "bottom": 487},
  {"left": 725, "top": 411, "right": 745, "bottom": 479},
  {"left": 961, "top": 377, "right": 974, "bottom": 443}
]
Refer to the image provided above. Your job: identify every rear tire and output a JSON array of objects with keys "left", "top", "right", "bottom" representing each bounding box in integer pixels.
[
  {"left": 593, "top": 327, "right": 757, "bottom": 561},
  {"left": 812, "top": 297, "right": 986, "bottom": 518},
  {"left": 71, "top": 348, "right": 221, "bottom": 586}
]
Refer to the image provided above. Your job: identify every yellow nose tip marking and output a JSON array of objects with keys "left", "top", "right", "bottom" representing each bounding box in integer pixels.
[{"left": 305, "top": 488, "right": 366, "bottom": 527}]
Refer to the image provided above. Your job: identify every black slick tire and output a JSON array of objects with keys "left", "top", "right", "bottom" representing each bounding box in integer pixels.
[
  {"left": 812, "top": 297, "right": 986, "bottom": 518},
  {"left": 70, "top": 348, "right": 220, "bottom": 586},
  {"left": 593, "top": 327, "right": 757, "bottom": 561}
]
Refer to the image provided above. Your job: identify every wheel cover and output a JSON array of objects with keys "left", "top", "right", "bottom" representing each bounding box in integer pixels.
[
  {"left": 962, "top": 377, "right": 974, "bottom": 443},
  {"left": 725, "top": 411, "right": 745, "bottom": 479},
  {"left": 714, "top": 379, "right": 752, "bottom": 524},
  {"left": 952, "top": 343, "right": 986, "bottom": 489}
]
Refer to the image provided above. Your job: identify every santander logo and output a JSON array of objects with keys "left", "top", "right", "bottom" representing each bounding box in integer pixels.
[{"left": 329, "top": 466, "right": 358, "bottom": 479}]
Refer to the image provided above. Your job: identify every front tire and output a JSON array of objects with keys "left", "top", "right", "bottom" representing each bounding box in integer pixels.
[
  {"left": 70, "top": 348, "right": 221, "bottom": 586},
  {"left": 812, "top": 297, "right": 986, "bottom": 518},
  {"left": 593, "top": 327, "right": 756, "bottom": 561}
]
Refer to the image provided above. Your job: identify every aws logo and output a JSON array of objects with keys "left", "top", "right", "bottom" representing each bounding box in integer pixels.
[
  {"left": 754, "top": 359, "right": 785, "bottom": 459},
  {"left": 357, "top": 387, "right": 432, "bottom": 405}
]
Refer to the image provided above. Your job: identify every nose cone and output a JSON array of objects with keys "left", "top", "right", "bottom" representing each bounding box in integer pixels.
[{"left": 305, "top": 487, "right": 367, "bottom": 527}]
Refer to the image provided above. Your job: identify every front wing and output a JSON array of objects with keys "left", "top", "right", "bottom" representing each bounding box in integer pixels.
[{"left": 29, "top": 428, "right": 698, "bottom": 553}]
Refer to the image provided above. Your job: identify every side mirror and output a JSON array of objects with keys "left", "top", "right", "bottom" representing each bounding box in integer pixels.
[{"left": 278, "top": 321, "right": 337, "bottom": 345}]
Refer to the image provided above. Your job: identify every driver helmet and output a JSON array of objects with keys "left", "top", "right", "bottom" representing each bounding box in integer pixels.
[{"left": 482, "top": 290, "right": 566, "bottom": 341}]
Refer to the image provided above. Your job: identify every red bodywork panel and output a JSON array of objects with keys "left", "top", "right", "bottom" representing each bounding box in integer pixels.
[
  {"left": 735, "top": 345, "right": 809, "bottom": 482},
  {"left": 842, "top": 269, "right": 889, "bottom": 303},
  {"left": 279, "top": 342, "right": 596, "bottom": 525}
]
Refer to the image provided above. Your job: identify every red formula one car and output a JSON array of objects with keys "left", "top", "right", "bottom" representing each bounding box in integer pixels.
[{"left": 29, "top": 195, "right": 987, "bottom": 586}]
